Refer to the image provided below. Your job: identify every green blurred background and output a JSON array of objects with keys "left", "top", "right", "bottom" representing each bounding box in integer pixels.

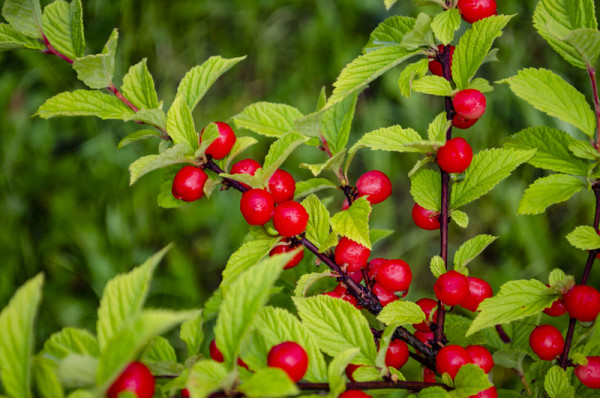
[{"left": 1, "top": 0, "right": 599, "bottom": 373}]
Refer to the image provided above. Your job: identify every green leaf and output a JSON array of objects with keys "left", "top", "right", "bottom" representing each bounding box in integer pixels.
[
  {"left": 301, "top": 150, "right": 346, "bottom": 179},
  {"left": 35, "top": 90, "right": 135, "bottom": 120},
  {"left": 384, "top": 0, "right": 398, "bottom": 10},
  {"left": 302, "top": 194, "right": 331, "bottom": 249},
  {"left": 238, "top": 367, "right": 299, "bottom": 397},
  {"left": 157, "top": 172, "right": 185, "bottom": 209},
  {"left": 43, "top": 327, "right": 99, "bottom": 361},
  {"left": 218, "top": 172, "right": 262, "bottom": 190},
  {"left": 197, "top": 122, "right": 220, "bottom": 157},
  {"left": 96, "top": 245, "right": 171, "bottom": 350},
  {"left": 186, "top": 360, "right": 228, "bottom": 398},
  {"left": 72, "top": 29, "right": 118, "bottom": 89},
  {"left": 166, "top": 95, "right": 197, "bottom": 150},
  {"left": 451, "top": 210, "right": 469, "bottom": 228},
  {"left": 224, "top": 136, "right": 259, "bottom": 170},
  {"left": 56, "top": 354, "right": 97, "bottom": 389},
  {"left": 518, "top": 174, "right": 585, "bottom": 215},
  {"left": 352, "top": 366, "right": 382, "bottom": 382},
  {"left": 564, "top": 28, "right": 600, "bottom": 67},
  {"left": 467, "top": 78, "right": 494, "bottom": 93},
  {"left": 549, "top": 269, "right": 568, "bottom": 286},
  {"left": 41, "top": 0, "right": 84, "bottom": 60},
  {"left": 411, "top": 75, "right": 454, "bottom": 96},
  {"left": 401, "top": 13, "right": 434, "bottom": 50},
  {"left": 294, "top": 295, "right": 378, "bottom": 366},
  {"left": 321, "top": 93, "right": 358, "bottom": 154},
  {"left": 430, "top": 256, "right": 445, "bottom": 278},
  {"left": 118, "top": 129, "right": 161, "bottom": 149},
  {"left": 428, "top": 112, "right": 449, "bottom": 142},
  {"left": 450, "top": 364, "right": 491, "bottom": 398},
  {"left": 176, "top": 55, "right": 246, "bottom": 111},
  {"left": 364, "top": 15, "right": 415, "bottom": 52},
  {"left": 294, "top": 178, "right": 337, "bottom": 199},
  {"left": 503, "top": 127, "right": 590, "bottom": 175},
  {"left": 454, "top": 235, "right": 498, "bottom": 270},
  {"left": 128, "top": 143, "right": 191, "bottom": 185},
  {"left": 0, "top": 274, "right": 43, "bottom": 398},
  {"left": 294, "top": 270, "right": 335, "bottom": 298},
  {"left": 498, "top": 68, "right": 596, "bottom": 137},
  {"left": 255, "top": 307, "right": 327, "bottom": 383},
  {"left": 65, "top": 390, "right": 95, "bottom": 398},
  {"left": 398, "top": 59, "right": 429, "bottom": 98},
  {"left": 33, "top": 357, "right": 64, "bottom": 398},
  {"left": 467, "top": 279, "right": 557, "bottom": 335},
  {"left": 377, "top": 301, "right": 426, "bottom": 326},
  {"left": 2, "top": 0, "right": 43, "bottom": 38},
  {"left": 545, "top": 366, "right": 575, "bottom": 398},
  {"left": 328, "top": 348, "right": 360, "bottom": 397},
  {"left": 569, "top": 140, "right": 599, "bottom": 161},
  {"left": 431, "top": 9, "right": 461, "bottom": 45},
  {"left": 452, "top": 15, "right": 513, "bottom": 89},
  {"left": 330, "top": 197, "right": 372, "bottom": 249},
  {"left": 180, "top": 311, "right": 204, "bottom": 357},
  {"left": 214, "top": 253, "right": 291, "bottom": 367},
  {"left": 261, "top": 132, "right": 310, "bottom": 182},
  {"left": 410, "top": 169, "right": 441, "bottom": 211},
  {"left": 0, "top": 23, "right": 44, "bottom": 50},
  {"left": 220, "top": 238, "right": 279, "bottom": 293},
  {"left": 566, "top": 225, "right": 600, "bottom": 250},
  {"left": 233, "top": 102, "right": 304, "bottom": 138},
  {"left": 451, "top": 148, "right": 536, "bottom": 209},
  {"left": 375, "top": 324, "right": 398, "bottom": 371},
  {"left": 370, "top": 229, "right": 394, "bottom": 246},
  {"left": 141, "top": 336, "right": 177, "bottom": 363},
  {"left": 126, "top": 108, "right": 166, "bottom": 129},
  {"left": 419, "top": 387, "right": 449, "bottom": 398},
  {"left": 121, "top": 59, "right": 159, "bottom": 110},
  {"left": 445, "top": 314, "right": 487, "bottom": 347}
]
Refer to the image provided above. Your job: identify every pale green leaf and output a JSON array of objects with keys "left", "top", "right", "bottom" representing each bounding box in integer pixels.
[
  {"left": 375, "top": 324, "right": 397, "bottom": 371},
  {"left": 129, "top": 144, "right": 192, "bottom": 185},
  {"left": 294, "top": 270, "right": 335, "bottom": 298},
  {"left": 140, "top": 336, "right": 177, "bottom": 363},
  {"left": 370, "top": 229, "right": 394, "bottom": 246},
  {"left": 220, "top": 238, "right": 279, "bottom": 293},
  {"left": 126, "top": 108, "right": 166, "bottom": 130},
  {"left": 449, "top": 364, "right": 491, "bottom": 398},
  {"left": 65, "top": 390, "right": 95, "bottom": 398},
  {"left": 41, "top": 0, "right": 83, "bottom": 60},
  {"left": 549, "top": 269, "right": 568, "bottom": 286},
  {"left": 445, "top": 314, "right": 487, "bottom": 347},
  {"left": 2, "top": 0, "right": 42, "bottom": 38},
  {"left": 569, "top": 140, "right": 599, "bottom": 160},
  {"left": 430, "top": 256, "right": 445, "bottom": 278},
  {"left": 186, "top": 360, "right": 228, "bottom": 398},
  {"left": 166, "top": 95, "right": 198, "bottom": 150},
  {"left": 451, "top": 210, "right": 469, "bottom": 228},
  {"left": 233, "top": 102, "right": 303, "bottom": 138},
  {"left": 301, "top": 150, "right": 346, "bottom": 179},
  {"left": 409, "top": 157, "right": 434, "bottom": 177},
  {"left": 218, "top": 172, "right": 262, "bottom": 190},
  {"left": 0, "top": 23, "right": 44, "bottom": 50},
  {"left": 262, "top": 132, "right": 310, "bottom": 182},
  {"left": 302, "top": 194, "right": 331, "bottom": 249},
  {"left": 196, "top": 122, "right": 220, "bottom": 157},
  {"left": 43, "top": 327, "right": 99, "bottom": 361},
  {"left": 410, "top": 169, "right": 441, "bottom": 211},
  {"left": 377, "top": 301, "right": 426, "bottom": 326},
  {"left": 321, "top": 93, "right": 357, "bottom": 154},
  {"left": 545, "top": 366, "right": 574, "bottom": 398},
  {"left": 454, "top": 235, "right": 498, "bottom": 270},
  {"left": 352, "top": 366, "right": 382, "bottom": 382},
  {"left": 32, "top": 357, "right": 64, "bottom": 398},
  {"left": 428, "top": 112, "right": 449, "bottom": 142},
  {"left": 411, "top": 75, "right": 454, "bottom": 96},
  {"left": 56, "top": 354, "right": 97, "bottom": 389},
  {"left": 566, "top": 225, "right": 600, "bottom": 250},
  {"left": 122, "top": 59, "right": 159, "bottom": 110},
  {"left": 224, "top": 136, "right": 259, "bottom": 170},
  {"left": 384, "top": 0, "right": 398, "bottom": 10},
  {"left": 401, "top": 13, "right": 434, "bottom": 50},
  {"left": 518, "top": 174, "right": 585, "bottom": 215},
  {"left": 238, "top": 367, "right": 299, "bottom": 397},
  {"left": 72, "top": 29, "right": 118, "bottom": 89},
  {"left": 180, "top": 311, "right": 204, "bottom": 357},
  {"left": 328, "top": 348, "right": 360, "bottom": 397},
  {"left": 330, "top": 197, "right": 371, "bottom": 249},
  {"left": 294, "top": 178, "right": 337, "bottom": 199},
  {"left": 564, "top": 28, "right": 600, "bottom": 67},
  {"left": 398, "top": 59, "right": 429, "bottom": 98},
  {"left": 468, "top": 78, "right": 494, "bottom": 93},
  {"left": 35, "top": 90, "right": 135, "bottom": 120},
  {"left": 419, "top": 387, "right": 449, "bottom": 398},
  {"left": 364, "top": 15, "right": 415, "bottom": 53},
  {"left": 431, "top": 9, "right": 461, "bottom": 45},
  {"left": 118, "top": 129, "right": 161, "bottom": 149}
]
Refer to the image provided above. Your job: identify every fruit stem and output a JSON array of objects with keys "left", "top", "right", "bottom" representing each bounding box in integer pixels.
[
  {"left": 587, "top": 66, "right": 600, "bottom": 149},
  {"left": 41, "top": 34, "right": 74, "bottom": 64}
]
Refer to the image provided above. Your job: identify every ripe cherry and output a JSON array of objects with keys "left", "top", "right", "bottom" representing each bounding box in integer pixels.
[
  {"left": 465, "top": 345, "right": 494, "bottom": 373},
  {"left": 345, "top": 364, "right": 362, "bottom": 382},
  {"left": 437, "top": 137, "right": 473, "bottom": 174},
  {"left": 202, "top": 122, "right": 236, "bottom": 160},
  {"left": 428, "top": 45, "right": 455, "bottom": 78},
  {"left": 457, "top": 0, "right": 497, "bottom": 24},
  {"left": 268, "top": 169, "right": 296, "bottom": 203},
  {"left": 107, "top": 361, "right": 155, "bottom": 398},
  {"left": 372, "top": 283, "right": 399, "bottom": 307},
  {"left": 543, "top": 297, "right": 567, "bottom": 317},
  {"left": 267, "top": 341, "right": 309, "bottom": 383},
  {"left": 240, "top": 189, "right": 275, "bottom": 225},
  {"left": 434, "top": 271, "right": 470, "bottom": 307},
  {"left": 269, "top": 242, "right": 304, "bottom": 269},
  {"left": 348, "top": 269, "right": 364, "bottom": 283},
  {"left": 423, "top": 367, "right": 436, "bottom": 383},
  {"left": 273, "top": 201, "right": 309, "bottom": 237},
  {"left": 356, "top": 170, "right": 392, "bottom": 204},
  {"left": 181, "top": 388, "right": 190, "bottom": 398},
  {"left": 453, "top": 89, "right": 486, "bottom": 120},
  {"left": 460, "top": 277, "right": 493, "bottom": 312},
  {"left": 230, "top": 158, "right": 261, "bottom": 189},
  {"left": 564, "top": 285, "right": 600, "bottom": 322},
  {"left": 452, "top": 114, "right": 478, "bottom": 130},
  {"left": 209, "top": 339, "right": 225, "bottom": 362},
  {"left": 575, "top": 356, "right": 600, "bottom": 389},
  {"left": 436, "top": 345, "right": 473, "bottom": 379},
  {"left": 414, "top": 298, "right": 438, "bottom": 332},
  {"left": 375, "top": 259, "right": 412, "bottom": 292},
  {"left": 367, "top": 258, "right": 386, "bottom": 280},
  {"left": 385, "top": 339, "right": 410, "bottom": 369},
  {"left": 339, "top": 391, "right": 372, "bottom": 398},
  {"left": 415, "top": 330, "right": 434, "bottom": 347},
  {"left": 172, "top": 166, "right": 208, "bottom": 202},
  {"left": 334, "top": 237, "right": 371, "bottom": 272},
  {"left": 342, "top": 198, "right": 350, "bottom": 211},
  {"left": 529, "top": 324, "right": 565, "bottom": 361},
  {"left": 470, "top": 387, "right": 498, "bottom": 398},
  {"left": 412, "top": 203, "right": 441, "bottom": 230}
]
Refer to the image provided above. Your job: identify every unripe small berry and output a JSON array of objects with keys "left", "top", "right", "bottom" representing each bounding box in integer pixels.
[
  {"left": 267, "top": 341, "right": 309, "bottom": 382},
  {"left": 273, "top": 201, "right": 309, "bottom": 237},
  {"left": 107, "top": 361, "right": 155, "bottom": 398},
  {"left": 412, "top": 203, "right": 440, "bottom": 230},
  {"left": 453, "top": 89, "right": 487, "bottom": 120},
  {"left": 460, "top": 277, "right": 493, "bottom": 312},
  {"left": 465, "top": 345, "right": 494, "bottom": 373},
  {"left": 375, "top": 259, "right": 412, "bottom": 292},
  {"left": 428, "top": 45, "right": 455, "bottom": 78},
  {"left": 230, "top": 158, "right": 261, "bottom": 189},
  {"left": 575, "top": 356, "right": 600, "bottom": 389},
  {"left": 434, "top": 270, "right": 470, "bottom": 307},
  {"left": 339, "top": 391, "right": 372, "bottom": 398},
  {"left": 385, "top": 339, "right": 410, "bottom": 369},
  {"left": 372, "top": 283, "right": 399, "bottom": 307},
  {"left": 436, "top": 345, "right": 473, "bottom": 379},
  {"left": 172, "top": 166, "right": 208, "bottom": 202},
  {"left": 202, "top": 122, "right": 236, "bottom": 160},
  {"left": 356, "top": 170, "right": 392, "bottom": 204},
  {"left": 437, "top": 137, "right": 473, "bottom": 174},
  {"left": 269, "top": 243, "right": 304, "bottom": 270},
  {"left": 457, "top": 0, "right": 497, "bottom": 24},
  {"left": 240, "top": 189, "right": 275, "bottom": 225},
  {"left": 564, "top": 285, "right": 600, "bottom": 322},
  {"left": 268, "top": 169, "right": 296, "bottom": 203},
  {"left": 529, "top": 324, "right": 565, "bottom": 361},
  {"left": 452, "top": 114, "right": 478, "bottom": 130},
  {"left": 334, "top": 237, "right": 371, "bottom": 272},
  {"left": 414, "top": 298, "right": 438, "bottom": 332}
]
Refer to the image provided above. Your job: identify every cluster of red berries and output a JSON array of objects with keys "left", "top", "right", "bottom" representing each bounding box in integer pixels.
[
  {"left": 434, "top": 271, "right": 493, "bottom": 311},
  {"left": 346, "top": 339, "right": 410, "bottom": 382},
  {"left": 542, "top": 284, "right": 600, "bottom": 322},
  {"left": 436, "top": 344, "right": 496, "bottom": 397}
]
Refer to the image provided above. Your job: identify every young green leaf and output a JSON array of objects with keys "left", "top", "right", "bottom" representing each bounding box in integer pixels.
[
  {"left": 330, "top": 197, "right": 372, "bottom": 249},
  {"left": 410, "top": 169, "right": 442, "bottom": 211},
  {"left": 41, "top": 0, "right": 84, "bottom": 59},
  {"left": 43, "top": 327, "right": 99, "bottom": 361},
  {"left": 419, "top": 387, "right": 449, "bottom": 398},
  {"left": 544, "top": 366, "right": 574, "bottom": 398},
  {"left": 35, "top": 90, "right": 135, "bottom": 120},
  {"left": 328, "top": 348, "right": 360, "bottom": 397},
  {"left": 118, "top": 129, "right": 161, "bottom": 149},
  {"left": 220, "top": 238, "right": 279, "bottom": 293},
  {"left": 238, "top": 367, "right": 299, "bottom": 397},
  {"left": 126, "top": 108, "right": 167, "bottom": 130},
  {"left": 518, "top": 174, "right": 585, "bottom": 215},
  {"left": 294, "top": 270, "right": 335, "bottom": 298},
  {"left": 569, "top": 140, "right": 599, "bottom": 161},
  {"left": 121, "top": 58, "right": 159, "bottom": 110},
  {"left": 454, "top": 235, "right": 498, "bottom": 270},
  {"left": 411, "top": 75, "right": 454, "bottom": 96},
  {"left": 451, "top": 210, "right": 469, "bottom": 228},
  {"left": 467, "top": 78, "right": 493, "bottom": 93},
  {"left": 499, "top": 68, "right": 596, "bottom": 137},
  {"left": 233, "top": 102, "right": 304, "bottom": 138},
  {"left": 370, "top": 229, "right": 394, "bottom": 246},
  {"left": 186, "top": 360, "right": 228, "bottom": 398},
  {"left": 320, "top": 93, "right": 357, "bottom": 154},
  {"left": 401, "top": 13, "right": 434, "bottom": 50},
  {"left": 383, "top": 0, "right": 399, "bottom": 10},
  {"left": 2, "top": 0, "right": 43, "bottom": 38},
  {"left": 564, "top": 28, "right": 600, "bottom": 67},
  {"left": 398, "top": 59, "right": 430, "bottom": 98},
  {"left": 428, "top": 112, "right": 449, "bottom": 142},
  {"left": 224, "top": 136, "right": 259, "bottom": 170},
  {"left": 180, "top": 311, "right": 204, "bottom": 357},
  {"left": 302, "top": 194, "right": 331, "bottom": 249},
  {"left": 430, "top": 256, "right": 445, "bottom": 278},
  {"left": 141, "top": 336, "right": 177, "bottom": 363},
  {"left": 0, "top": 23, "right": 44, "bottom": 50},
  {"left": 166, "top": 95, "right": 198, "bottom": 150},
  {"left": 566, "top": 225, "right": 600, "bottom": 250},
  {"left": 377, "top": 301, "right": 426, "bottom": 326},
  {"left": 57, "top": 354, "right": 97, "bottom": 389},
  {"left": 196, "top": 122, "right": 221, "bottom": 157},
  {"left": 431, "top": 9, "right": 461, "bottom": 45},
  {"left": 300, "top": 150, "right": 346, "bottom": 179},
  {"left": 128, "top": 143, "right": 192, "bottom": 185},
  {"left": 72, "top": 29, "right": 118, "bottom": 89},
  {"left": 375, "top": 324, "right": 397, "bottom": 371},
  {"left": 450, "top": 364, "right": 492, "bottom": 398},
  {"left": 445, "top": 315, "right": 487, "bottom": 347},
  {"left": 261, "top": 132, "right": 310, "bottom": 182},
  {"left": 294, "top": 178, "right": 337, "bottom": 199},
  {"left": 33, "top": 357, "right": 64, "bottom": 398},
  {"left": 352, "top": 366, "right": 382, "bottom": 382},
  {"left": 364, "top": 15, "right": 415, "bottom": 52}
]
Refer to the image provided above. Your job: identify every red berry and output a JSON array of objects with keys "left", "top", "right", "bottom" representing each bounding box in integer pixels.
[
  {"left": 348, "top": 270, "right": 364, "bottom": 283},
  {"left": 240, "top": 189, "right": 275, "bottom": 225},
  {"left": 345, "top": 364, "right": 362, "bottom": 382},
  {"left": 181, "top": 388, "right": 190, "bottom": 398},
  {"left": 415, "top": 330, "right": 434, "bottom": 346},
  {"left": 428, "top": 45, "right": 455, "bottom": 78},
  {"left": 268, "top": 169, "right": 296, "bottom": 203},
  {"left": 460, "top": 277, "right": 493, "bottom": 312},
  {"left": 107, "top": 361, "right": 155, "bottom": 398},
  {"left": 367, "top": 258, "right": 386, "bottom": 280},
  {"left": 457, "top": 0, "right": 497, "bottom": 24},
  {"left": 356, "top": 170, "right": 392, "bottom": 205},
  {"left": 564, "top": 285, "right": 600, "bottom": 322},
  {"left": 375, "top": 259, "right": 412, "bottom": 292},
  {"left": 209, "top": 339, "right": 224, "bottom": 362},
  {"left": 385, "top": 339, "right": 410, "bottom": 369},
  {"left": 466, "top": 345, "right": 494, "bottom": 373},
  {"left": 529, "top": 324, "right": 565, "bottom": 361},
  {"left": 414, "top": 298, "right": 438, "bottom": 332},
  {"left": 269, "top": 243, "right": 304, "bottom": 270},
  {"left": 372, "top": 283, "right": 399, "bottom": 306},
  {"left": 342, "top": 293, "right": 362, "bottom": 310},
  {"left": 436, "top": 345, "right": 473, "bottom": 379},
  {"left": 453, "top": 89, "right": 486, "bottom": 120},
  {"left": 334, "top": 237, "right": 371, "bottom": 272},
  {"left": 412, "top": 203, "right": 441, "bottom": 230},
  {"left": 423, "top": 367, "right": 436, "bottom": 383},
  {"left": 323, "top": 290, "right": 344, "bottom": 299},
  {"left": 231, "top": 158, "right": 262, "bottom": 189},
  {"left": 452, "top": 114, "right": 479, "bottom": 129},
  {"left": 469, "top": 387, "right": 498, "bottom": 398},
  {"left": 273, "top": 201, "right": 309, "bottom": 237},
  {"left": 339, "top": 391, "right": 372, "bottom": 398},
  {"left": 575, "top": 356, "right": 600, "bottom": 389},
  {"left": 342, "top": 198, "right": 350, "bottom": 211},
  {"left": 267, "top": 341, "right": 309, "bottom": 383},
  {"left": 434, "top": 271, "right": 470, "bottom": 307},
  {"left": 172, "top": 166, "right": 208, "bottom": 202},
  {"left": 543, "top": 297, "right": 567, "bottom": 317},
  {"left": 437, "top": 137, "right": 473, "bottom": 174},
  {"left": 202, "top": 121, "right": 236, "bottom": 160}
]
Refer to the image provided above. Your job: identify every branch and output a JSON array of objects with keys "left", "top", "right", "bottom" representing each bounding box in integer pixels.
[{"left": 587, "top": 66, "right": 600, "bottom": 149}]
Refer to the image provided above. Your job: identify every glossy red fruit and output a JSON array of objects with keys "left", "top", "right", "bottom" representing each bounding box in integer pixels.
[
  {"left": 457, "top": 0, "right": 497, "bottom": 24},
  {"left": 564, "top": 285, "right": 600, "bottom": 322},
  {"left": 372, "top": 283, "right": 399, "bottom": 306},
  {"left": 434, "top": 271, "right": 470, "bottom": 307},
  {"left": 356, "top": 170, "right": 392, "bottom": 204},
  {"left": 437, "top": 137, "right": 473, "bottom": 174},
  {"left": 575, "top": 356, "right": 600, "bottom": 389},
  {"left": 201, "top": 121, "right": 236, "bottom": 160},
  {"left": 415, "top": 330, "right": 434, "bottom": 346},
  {"left": 452, "top": 114, "right": 479, "bottom": 129},
  {"left": 269, "top": 243, "right": 304, "bottom": 270},
  {"left": 231, "top": 159, "right": 262, "bottom": 189},
  {"left": 267, "top": 341, "right": 309, "bottom": 383},
  {"left": 543, "top": 297, "right": 567, "bottom": 317},
  {"left": 423, "top": 367, "right": 436, "bottom": 383},
  {"left": 348, "top": 270, "right": 364, "bottom": 283},
  {"left": 107, "top": 361, "right": 155, "bottom": 398},
  {"left": 172, "top": 166, "right": 208, "bottom": 202},
  {"left": 268, "top": 169, "right": 296, "bottom": 203},
  {"left": 428, "top": 45, "right": 455, "bottom": 78},
  {"left": 412, "top": 203, "right": 441, "bottom": 230},
  {"left": 385, "top": 339, "right": 410, "bottom": 369},
  {"left": 334, "top": 237, "right": 371, "bottom": 272},
  {"left": 339, "top": 391, "right": 372, "bottom": 398},
  {"left": 240, "top": 189, "right": 275, "bottom": 225},
  {"left": 342, "top": 293, "right": 362, "bottom": 310},
  {"left": 466, "top": 345, "right": 494, "bottom": 373},
  {"left": 367, "top": 258, "right": 386, "bottom": 280},
  {"left": 181, "top": 388, "right": 190, "bottom": 398},
  {"left": 345, "top": 364, "right": 362, "bottom": 382},
  {"left": 375, "top": 259, "right": 412, "bottom": 292},
  {"left": 414, "top": 298, "right": 438, "bottom": 332},
  {"left": 469, "top": 387, "right": 498, "bottom": 398},
  {"left": 529, "top": 324, "right": 565, "bottom": 361},
  {"left": 273, "top": 201, "right": 309, "bottom": 237},
  {"left": 460, "top": 277, "right": 493, "bottom": 312},
  {"left": 453, "top": 89, "right": 486, "bottom": 120},
  {"left": 209, "top": 339, "right": 225, "bottom": 362},
  {"left": 342, "top": 198, "right": 350, "bottom": 211},
  {"left": 323, "top": 290, "right": 344, "bottom": 299},
  {"left": 436, "top": 345, "right": 473, "bottom": 379}
]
